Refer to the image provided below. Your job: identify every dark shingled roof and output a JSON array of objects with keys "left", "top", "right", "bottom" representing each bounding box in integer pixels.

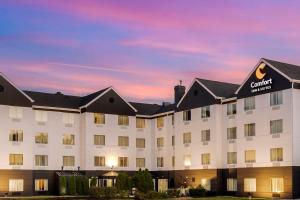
[
  {"left": 196, "top": 78, "right": 240, "bottom": 98},
  {"left": 24, "top": 91, "right": 82, "bottom": 109},
  {"left": 80, "top": 87, "right": 110, "bottom": 107},
  {"left": 263, "top": 58, "right": 300, "bottom": 80},
  {"left": 130, "top": 102, "right": 162, "bottom": 115},
  {"left": 154, "top": 103, "right": 175, "bottom": 114}
]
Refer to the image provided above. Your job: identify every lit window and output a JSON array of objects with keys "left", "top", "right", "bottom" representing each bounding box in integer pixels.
[
  {"left": 35, "top": 155, "right": 48, "bottom": 166},
  {"left": 9, "top": 179, "right": 24, "bottom": 192},
  {"left": 245, "top": 150, "right": 256, "bottom": 163},
  {"left": 63, "top": 134, "right": 75, "bottom": 145},
  {"left": 227, "top": 103, "right": 237, "bottom": 115},
  {"left": 244, "top": 178, "right": 256, "bottom": 192},
  {"left": 118, "top": 157, "right": 128, "bottom": 167},
  {"left": 227, "top": 152, "right": 237, "bottom": 164},
  {"left": 244, "top": 97, "right": 255, "bottom": 111},
  {"left": 201, "top": 106, "right": 210, "bottom": 118},
  {"left": 157, "top": 117, "right": 164, "bottom": 128},
  {"left": 94, "top": 113, "right": 105, "bottom": 124},
  {"left": 118, "top": 115, "right": 129, "bottom": 126},
  {"left": 9, "top": 130, "right": 23, "bottom": 142},
  {"left": 136, "top": 158, "right": 145, "bottom": 168},
  {"left": 94, "top": 135, "right": 105, "bottom": 145},
  {"left": 157, "top": 137, "right": 164, "bottom": 148},
  {"left": 201, "top": 129, "right": 210, "bottom": 142},
  {"left": 35, "top": 132, "right": 48, "bottom": 144},
  {"left": 118, "top": 136, "right": 129, "bottom": 147},
  {"left": 227, "top": 178, "right": 237, "bottom": 191},
  {"left": 94, "top": 156, "right": 105, "bottom": 167},
  {"left": 35, "top": 179, "right": 48, "bottom": 191},
  {"left": 63, "top": 113, "right": 74, "bottom": 125},
  {"left": 244, "top": 123, "right": 255, "bottom": 137},
  {"left": 157, "top": 157, "right": 164, "bottom": 167},
  {"left": 270, "top": 119, "right": 283, "bottom": 134},
  {"left": 271, "top": 178, "right": 284, "bottom": 193},
  {"left": 183, "top": 132, "right": 191, "bottom": 144},
  {"left": 227, "top": 127, "right": 237, "bottom": 140},
  {"left": 270, "top": 91, "right": 283, "bottom": 106},
  {"left": 200, "top": 179, "right": 211, "bottom": 191},
  {"left": 184, "top": 154, "right": 191, "bottom": 167},
  {"left": 136, "top": 138, "right": 145, "bottom": 148},
  {"left": 270, "top": 148, "right": 283, "bottom": 162},
  {"left": 183, "top": 110, "right": 191, "bottom": 121},
  {"left": 136, "top": 118, "right": 145, "bottom": 129},
  {"left": 9, "top": 154, "right": 23, "bottom": 165},
  {"left": 9, "top": 106, "right": 23, "bottom": 119},
  {"left": 63, "top": 156, "right": 75, "bottom": 166},
  {"left": 35, "top": 110, "right": 48, "bottom": 123},
  {"left": 201, "top": 153, "right": 210, "bottom": 165}
]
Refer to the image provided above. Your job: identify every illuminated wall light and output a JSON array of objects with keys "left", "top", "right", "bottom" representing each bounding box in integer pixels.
[{"left": 106, "top": 155, "right": 117, "bottom": 168}]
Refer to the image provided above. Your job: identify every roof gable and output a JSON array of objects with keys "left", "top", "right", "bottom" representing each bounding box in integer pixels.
[{"left": 0, "top": 73, "right": 33, "bottom": 107}]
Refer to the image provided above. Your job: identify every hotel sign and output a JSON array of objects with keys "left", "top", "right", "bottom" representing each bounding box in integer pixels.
[{"left": 250, "top": 63, "right": 272, "bottom": 93}]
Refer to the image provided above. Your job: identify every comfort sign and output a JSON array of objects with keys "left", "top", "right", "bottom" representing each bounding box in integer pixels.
[{"left": 250, "top": 63, "right": 272, "bottom": 93}]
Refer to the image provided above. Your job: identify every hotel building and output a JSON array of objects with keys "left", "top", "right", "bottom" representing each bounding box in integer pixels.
[{"left": 1, "top": 58, "right": 300, "bottom": 198}]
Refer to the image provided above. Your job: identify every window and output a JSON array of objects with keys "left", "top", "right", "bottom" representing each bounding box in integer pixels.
[
  {"left": 245, "top": 150, "right": 256, "bottom": 163},
  {"left": 35, "top": 132, "right": 48, "bottom": 144},
  {"left": 63, "top": 134, "right": 75, "bottom": 145},
  {"left": 183, "top": 132, "right": 191, "bottom": 144},
  {"left": 9, "top": 106, "right": 23, "bottom": 119},
  {"left": 244, "top": 178, "right": 256, "bottom": 192},
  {"left": 94, "top": 113, "right": 105, "bottom": 124},
  {"left": 201, "top": 153, "right": 210, "bottom": 165},
  {"left": 227, "top": 127, "right": 237, "bottom": 140},
  {"left": 271, "top": 178, "right": 284, "bottom": 193},
  {"left": 157, "top": 157, "right": 164, "bottom": 167},
  {"left": 227, "top": 152, "right": 237, "bottom": 164},
  {"left": 201, "top": 130, "right": 210, "bottom": 142},
  {"left": 9, "top": 130, "right": 23, "bottom": 142},
  {"left": 94, "top": 156, "right": 105, "bottom": 166},
  {"left": 118, "top": 136, "right": 129, "bottom": 147},
  {"left": 94, "top": 135, "right": 105, "bottom": 145},
  {"left": 118, "top": 115, "right": 129, "bottom": 126},
  {"left": 244, "top": 97, "right": 255, "bottom": 111},
  {"left": 136, "top": 138, "right": 145, "bottom": 148},
  {"left": 118, "top": 157, "right": 128, "bottom": 167},
  {"left": 201, "top": 106, "right": 210, "bottom": 118},
  {"left": 157, "top": 137, "right": 164, "bottom": 148},
  {"left": 172, "top": 156, "right": 175, "bottom": 167},
  {"left": 63, "top": 113, "right": 74, "bottom": 125},
  {"left": 9, "top": 154, "right": 23, "bottom": 165},
  {"left": 63, "top": 156, "right": 75, "bottom": 166},
  {"left": 183, "top": 110, "right": 191, "bottom": 121},
  {"left": 270, "top": 91, "right": 283, "bottom": 106},
  {"left": 244, "top": 123, "right": 255, "bottom": 137},
  {"left": 35, "top": 155, "right": 48, "bottom": 166},
  {"left": 227, "top": 178, "right": 237, "bottom": 192},
  {"left": 136, "top": 158, "right": 145, "bottom": 168},
  {"left": 35, "top": 179, "right": 48, "bottom": 191},
  {"left": 9, "top": 179, "right": 24, "bottom": 192},
  {"left": 172, "top": 135, "right": 175, "bottom": 146},
  {"left": 184, "top": 155, "right": 191, "bottom": 167},
  {"left": 270, "top": 148, "right": 283, "bottom": 162},
  {"left": 270, "top": 119, "right": 283, "bottom": 134},
  {"left": 136, "top": 118, "right": 145, "bottom": 128},
  {"left": 157, "top": 117, "right": 164, "bottom": 128},
  {"left": 35, "top": 110, "right": 48, "bottom": 122},
  {"left": 227, "top": 103, "right": 237, "bottom": 115},
  {"left": 200, "top": 179, "right": 211, "bottom": 191}
]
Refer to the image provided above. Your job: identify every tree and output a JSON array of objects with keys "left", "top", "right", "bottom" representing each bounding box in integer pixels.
[
  {"left": 90, "top": 177, "right": 97, "bottom": 187},
  {"left": 116, "top": 172, "right": 130, "bottom": 190},
  {"left": 59, "top": 176, "right": 67, "bottom": 195},
  {"left": 133, "top": 169, "right": 154, "bottom": 193},
  {"left": 68, "top": 176, "right": 76, "bottom": 195}
]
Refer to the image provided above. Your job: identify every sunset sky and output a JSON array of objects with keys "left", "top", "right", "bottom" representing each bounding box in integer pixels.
[{"left": 1, "top": 0, "right": 300, "bottom": 103}]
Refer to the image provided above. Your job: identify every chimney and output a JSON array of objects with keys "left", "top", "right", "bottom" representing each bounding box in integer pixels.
[{"left": 174, "top": 80, "right": 185, "bottom": 104}]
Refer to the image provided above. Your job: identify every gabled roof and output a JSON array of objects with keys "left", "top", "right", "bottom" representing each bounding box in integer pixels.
[
  {"left": 263, "top": 58, "right": 300, "bottom": 80},
  {"left": 24, "top": 91, "right": 82, "bottom": 109},
  {"left": 196, "top": 78, "right": 240, "bottom": 98},
  {"left": 80, "top": 87, "right": 111, "bottom": 107}
]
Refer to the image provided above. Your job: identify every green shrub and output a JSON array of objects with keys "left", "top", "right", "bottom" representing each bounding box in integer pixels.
[
  {"left": 89, "top": 187, "right": 118, "bottom": 199},
  {"left": 145, "top": 191, "right": 168, "bottom": 199},
  {"left": 59, "top": 176, "right": 67, "bottom": 195},
  {"left": 68, "top": 176, "right": 76, "bottom": 195},
  {"left": 116, "top": 172, "right": 130, "bottom": 191},
  {"left": 188, "top": 186, "right": 206, "bottom": 197},
  {"left": 82, "top": 176, "right": 89, "bottom": 195},
  {"left": 76, "top": 176, "right": 83, "bottom": 195},
  {"left": 133, "top": 169, "right": 154, "bottom": 193},
  {"left": 90, "top": 177, "right": 97, "bottom": 187},
  {"left": 167, "top": 189, "right": 180, "bottom": 198}
]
